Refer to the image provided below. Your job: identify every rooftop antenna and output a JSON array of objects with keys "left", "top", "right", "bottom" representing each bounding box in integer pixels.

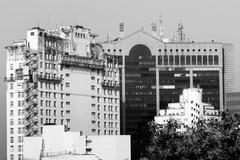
[
  {"left": 159, "top": 13, "right": 164, "bottom": 40},
  {"left": 177, "top": 22, "right": 184, "bottom": 42}
]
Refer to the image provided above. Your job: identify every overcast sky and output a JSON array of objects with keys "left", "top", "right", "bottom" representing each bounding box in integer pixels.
[{"left": 0, "top": 0, "right": 240, "bottom": 159}]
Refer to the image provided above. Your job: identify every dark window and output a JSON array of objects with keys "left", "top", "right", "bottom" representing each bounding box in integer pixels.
[
  {"left": 203, "top": 55, "right": 207, "bottom": 65},
  {"left": 158, "top": 55, "right": 162, "bottom": 65},
  {"left": 214, "top": 55, "right": 219, "bottom": 65},
  {"left": 180, "top": 55, "right": 185, "bottom": 65},
  {"left": 169, "top": 55, "right": 174, "bottom": 65},
  {"left": 186, "top": 55, "right": 191, "bottom": 65},
  {"left": 164, "top": 55, "right": 168, "bottom": 65},
  {"left": 197, "top": 55, "right": 202, "bottom": 65},
  {"left": 209, "top": 55, "right": 213, "bottom": 65},
  {"left": 192, "top": 55, "right": 196, "bottom": 65},
  {"left": 175, "top": 55, "right": 179, "bottom": 65}
]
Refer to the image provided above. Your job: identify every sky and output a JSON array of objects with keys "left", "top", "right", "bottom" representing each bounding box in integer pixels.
[{"left": 0, "top": 0, "right": 240, "bottom": 159}]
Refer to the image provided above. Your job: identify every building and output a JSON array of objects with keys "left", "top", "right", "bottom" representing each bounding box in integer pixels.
[
  {"left": 155, "top": 88, "right": 220, "bottom": 132},
  {"left": 226, "top": 92, "right": 240, "bottom": 114},
  {"left": 5, "top": 40, "right": 26, "bottom": 160},
  {"left": 101, "top": 23, "right": 234, "bottom": 159},
  {"left": 5, "top": 25, "right": 120, "bottom": 160},
  {"left": 23, "top": 125, "right": 131, "bottom": 160}
]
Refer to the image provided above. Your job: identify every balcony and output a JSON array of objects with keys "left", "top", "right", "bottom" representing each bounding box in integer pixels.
[
  {"left": 37, "top": 75, "right": 62, "bottom": 83},
  {"left": 101, "top": 81, "right": 120, "bottom": 90},
  {"left": 4, "top": 76, "right": 24, "bottom": 82},
  {"left": 61, "top": 55, "right": 105, "bottom": 70}
]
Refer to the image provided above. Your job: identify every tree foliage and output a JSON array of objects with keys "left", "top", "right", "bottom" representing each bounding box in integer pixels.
[{"left": 146, "top": 113, "right": 240, "bottom": 160}]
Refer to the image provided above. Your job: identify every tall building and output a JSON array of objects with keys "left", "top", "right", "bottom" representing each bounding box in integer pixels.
[
  {"left": 101, "top": 23, "right": 234, "bottom": 159},
  {"left": 5, "top": 25, "right": 120, "bottom": 160},
  {"left": 226, "top": 92, "right": 240, "bottom": 114},
  {"left": 155, "top": 88, "right": 220, "bottom": 132},
  {"left": 24, "top": 125, "right": 131, "bottom": 160}
]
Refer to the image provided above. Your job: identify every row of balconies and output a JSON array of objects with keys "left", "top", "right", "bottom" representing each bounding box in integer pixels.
[
  {"left": 4, "top": 76, "right": 24, "bottom": 82},
  {"left": 101, "top": 81, "right": 120, "bottom": 89},
  {"left": 37, "top": 74, "right": 62, "bottom": 83},
  {"left": 61, "top": 55, "right": 105, "bottom": 70}
]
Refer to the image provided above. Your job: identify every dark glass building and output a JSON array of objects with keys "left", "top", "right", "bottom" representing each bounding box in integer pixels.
[{"left": 102, "top": 28, "right": 234, "bottom": 160}]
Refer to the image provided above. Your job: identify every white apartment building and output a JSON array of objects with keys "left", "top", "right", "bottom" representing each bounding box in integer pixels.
[
  {"left": 5, "top": 25, "right": 120, "bottom": 160},
  {"left": 155, "top": 88, "right": 220, "bottom": 132},
  {"left": 23, "top": 125, "right": 130, "bottom": 160},
  {"left": 5, "top": 40, "right": 27, "bottom": 160}
]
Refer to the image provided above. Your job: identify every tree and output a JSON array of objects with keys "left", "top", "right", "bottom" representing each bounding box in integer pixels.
[{"left": 146, "top": 113, "right": 240, "bottom": 160}]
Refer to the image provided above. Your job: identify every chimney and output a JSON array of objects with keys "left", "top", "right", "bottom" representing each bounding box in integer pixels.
[
  {"left": 151, "top": 22, "right": 157, "bottom": 37},
  {"left": 119, "top": 23, "right": 124, "bottom": 38}
]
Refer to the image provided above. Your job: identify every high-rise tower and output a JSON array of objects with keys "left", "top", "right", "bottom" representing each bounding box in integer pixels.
[{"left": 101, "top": 25, "right": 234, "bottom": 160}]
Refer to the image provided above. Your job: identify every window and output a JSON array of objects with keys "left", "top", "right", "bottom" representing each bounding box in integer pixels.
[
  {"left": 186, "top": 55, "right": 191, "bottom": 65},
  {"left": 10, "top": 101, "right": 13, "bottom": 107},
  {"left": 158, "top": 55, "right": 162, "bottom": 65},
  {"left": 10, "top": 137, "right": 14, "bottom": 143},
  {"left": 175, "top": 55, "right": 179, "bottom": 65},
  {"left": 10, "top": 83, "right": 13, "bottom": 90},
  {"left": 192, "top": 55, "right": 196, "bottom": 65},
  {"left": 31, "top": 32, "right": 34, "bottom": 36},
  {"left": 10, "top": 64, "right": 13, "bottom": 70},
  {"left": 214, "top": 55, "right": 219, "bottom": 65},
  {"left": 203, "top": 55, "right": 207, "bottom": 65},
  {"left": 18, "top": 154, "right": 22, "bottom": 160},
  {"left": 197, "top": 55, "right": 202, "bottom": 65},
  {"left": 18, "top": 145, "right": 22, "bottom": 152},
  {"left": 10, "top": 110, "right": 14, "bottom": 116},
  {"left": 18, "top": 101, "right": 21, "bottom": 107},
  {"left": 163, "top": 55, "right": 168, "bottom": 65},
  {"left": 66, "top": 73, "right": 70, "bottom": 77},
  {"left": 18, "top": 127, "right": 21, "bottom": 134},
  {"left": 18, "top": 136, "right": 22, "bottom": 143},
  {"left": 180, "top": 55, "right": 185, "bottom": 65},
  {"left": 169, "top": 55, "right": 174, "bottom": 65},
  {"left": 209, "top": 55, "right": 213, "bottom": 65},
  {"left": 66, "top": 83, "right": 70, "bottom": 87},
  {"left": 10, "top": 119, "right": 14, "bottom": 125}
]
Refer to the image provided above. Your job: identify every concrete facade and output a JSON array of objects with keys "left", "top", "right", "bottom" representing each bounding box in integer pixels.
[
  {"left": 5, "top": 25, "right": 120, "bottom": 160},
  {"left": 155, "top": 88, "right": 220, "bottom": 132},
  {"left": 23, "top": 125, "right": 131, "bottom": 160}
]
